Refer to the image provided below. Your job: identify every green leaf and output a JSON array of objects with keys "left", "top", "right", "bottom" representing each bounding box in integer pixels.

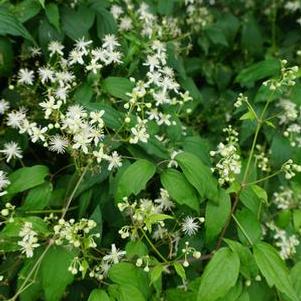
[
  {"left": 293, "top": 209, "right": 301, "bottom": 231},
  {"left": 0, "top": 37, "right": 13, "bottom": 77},
  {"left": 240, "top": 111, "right": 256, "bottom": 121},
  {"left": 103, "top": 77, "right": 134, "bottom": 100},
  {"left": 117, "top": 284, "right": 146, "bottom": 301},
  {"left": 89, "top": 205, "right": 102, "bottom": 245},
  {"left": 7, "top": 165, "right": 49, "bottom": 196},
  {"left": 94, "top": 8, "right": 117, "bottom": 39},
  {"left": 108, "top": 263, "right": 150, "bottom": 299},
  {"left": 88, "top": 289, "right": 110, "bottom": 301},
  {"left": 253, "top": 242, "right": 298, "bottom": 301},
  {"left": 61, "top": 5, "right": 95, "bottom": 40},
  {"left": 236, "top": 59, "right": 280, "bottom": 86},
  {"left": 225, "top": 239, "right": 258, "bottom": 279},
  {"left": 205, "top": 25, "right": 229, "bottom": 47},
  {"left": 161, "top": 169, "right": 200, "bottom": 212},
  {"left": 20, "top": 182, "right": 52, "bottom": 211},
  {"left": 41, "top": 245, "right": 76, "bottom": 301},
  {"left": 291, "top": 261, "right": 301, "bottom": 298},
  {"left": 197, "top": 247, "right": 240, "bottom": 301},
  {"left": 45, "top": 3, "right": 60, "bottom": 32},
  {"left": 235, "top": 208, "right": 262, "bottom": 245},
  {"left": 241, "top": 15, "right": 263, "bottom": 57},
  {"left": 0, "top": 7, "right": 34, "bottom": 42},
  {"left": 175, "top": 152, "right": 218, "bottom": 203},
  {"left": 15, "top": 0, "right": 41, "bottom": 23},
  {"left": 205, "top": 189, "right": 231, "bottom": 243},
  {"left": 125, "top": 241, "right": 148, "bottom": 259},
  {"left": 115, "top": 159, "right": 156, "bottom": 201},
  {"left": 150, "top": 265, "right": 164, "bottom": 284},
  {"left": 174, "top": 262, "right": 186, "bottom": 282},
  {"left": 37, "top": 0, "right": 45, "bottom": 8}
]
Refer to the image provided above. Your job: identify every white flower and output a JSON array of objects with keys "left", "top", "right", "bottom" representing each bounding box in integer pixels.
[
  {"left": 30, "top": 126, "right": 48, "bottom": 143},
  {"left": 93, "top": 145, "right": 105, "bottom": 163},
  {"left": 181, "top": 216, "right": 200, "bottom": 236},
  {"left": 55, "top": 86, "right": 69, "bottom": 102},
  {"left": 69, "top": 49, "right": 85, "bottom": 65},
  {"left": 129, "top": 126, "right": 150, "bottom": 144},
  {"left": 0, "top": 99, "right": 9, "bottom": 114},
  {"left": 49, "top": 135, "right": 69, "bottom": 154},
  {"left": 119, "top": 17, "right": 133, "bottom": 31},
  {"left": 102, "top": 34, "right": 120, "bottom": 51},
  {"left": 154, "top": 189, "right": 174, "bottom": 211},
  {"left": 89, "top": 110, "right": 105, "bottom": 126},
  {"left": 40, "top": 96, "right": 61, "bottom": 118},
  {"left": 18, "top": 222, "right": 39, "bottom": 258},
  {"left": 107, "top": 151, "right": 122, "bottom": 170},
  {"left": 143, "top": 54, "right": 160, "bottom": 72},
  {"left": 75, "top": 37, "right": 92, "bottom": 55},
  {"left": 48, "top": 41, "right": 64, "bottom": 57},
  {"left": 6, "top": 109, "right": 27, "bottom": 129},
  {"left": 0, "top": 171, "right": 10, "bottom": 196},
  {"left": 29, "top": 47, "right": 41, "bottom": 57},
  {"left": 38, "top": 67, "right": 55, "bottom": 84},
  {"left": 86, "top": 60, "right": 103, "bottom": 73},
  {"left": 111, "top": 5, "right": 124, "bottom": 19},
  {"left": 103, "top": 244, "right": 126, "bottom": 264},
  {"left": 0, "top": 142, "right": 23, "bottom": 162},
  {"left": 18, "top": 68, "right": 34, "bottom": 85}
]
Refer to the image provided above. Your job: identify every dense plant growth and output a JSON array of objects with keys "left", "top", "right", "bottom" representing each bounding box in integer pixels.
[{"left": 1, "top": 0, "right": 301, "bottom": 300}]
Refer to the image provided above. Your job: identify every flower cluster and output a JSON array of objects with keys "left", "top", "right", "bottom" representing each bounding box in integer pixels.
[
  {"left": 281, "top": 159, "right": 301, "bottom": 179},
  {"left": 277, "top": 99, "right": 301, "bottom": 147},
  {"left": 17, "top": 222, "right": 40, "bottom": 258},
  {"left": 117, "top": 189, "right": 174, "bottom": 240},
  {"left": 266, "top": 222, "right": 300, "bottom": 260},
  {"left": 184, "top": 0, "right": 213, "bottom": 32},
  {"left": 273, "top": 186, "right": 297, "bottom": 210},
  {"left": 263, "top": 60, "right": 298, "bottom": 91},
  {"left": 53, "top": 218, "right": 99, "bottom": 248},
  {"left": 255, "top": 145, "right": 271, "bottom": 172},
  {"left": 124, "top": 40, "right": 192, "bottom": 145},
  {"left": 111, "top": 2, "right": 182, "bottom": 39},
  {"left": 0, "top": 171, "right": 10, "bottom": 196},
  {"left": 210, "top": 126, "right": 241, "bottom": 185}
]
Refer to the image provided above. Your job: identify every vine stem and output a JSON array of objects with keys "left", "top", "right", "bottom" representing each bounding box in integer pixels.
[
  {"left": 61, "top": 167, "right": 88, "bottom": 219},
  {"left": 215, "top": 91, "right": 275, "bottom": 250},
  {"left": 140, "top": 228, "right": 168, "bottom": 263},
  {"left": 231, "top": 214, "right": 253, "bottom": 246},
  {"left": 246, "top": 170, "right": 281, "bottom": 186},
  {"left": 9, "top": 167, "right": 88, "bottom": 300}
]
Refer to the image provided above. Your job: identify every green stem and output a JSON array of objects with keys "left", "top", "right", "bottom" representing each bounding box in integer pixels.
[
  {"left": 246, "top": 170, "right": 281, "bottom": 186},
  {"left": 232, "top": 214, "right": 253, "bottom": 246},
  {"left": 61, "top": 167, "right": 88, "bottom": 219},
  {"left": 141, "top": 228, "right": 168, "bottom": 263}
]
